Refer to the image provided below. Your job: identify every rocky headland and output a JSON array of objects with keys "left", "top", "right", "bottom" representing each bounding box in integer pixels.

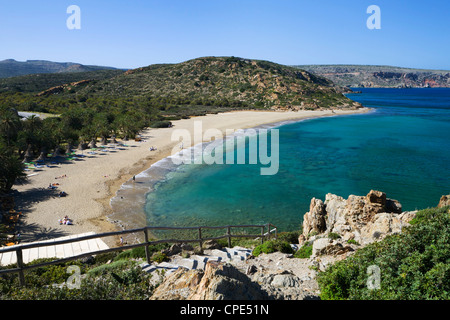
[{"left": 294, "top": 65, "right": 450, "bottom": 88}]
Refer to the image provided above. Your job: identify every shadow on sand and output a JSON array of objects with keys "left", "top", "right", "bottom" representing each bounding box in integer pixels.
[{"left": 11, "top": 187, "right": 69, "bottom": 242}]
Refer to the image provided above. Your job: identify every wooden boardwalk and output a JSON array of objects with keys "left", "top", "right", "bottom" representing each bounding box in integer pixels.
[{"left": 0, "top": 232, "right": 109, "bottom": 266}]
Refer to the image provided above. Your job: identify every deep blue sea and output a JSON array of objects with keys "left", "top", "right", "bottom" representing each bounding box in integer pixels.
[{"left": 110, "top": 88, "right": 450, "bottom": 235}]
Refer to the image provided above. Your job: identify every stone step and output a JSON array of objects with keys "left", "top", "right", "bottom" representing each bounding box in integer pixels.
[
  {"left": 141, "top": 247, "right": 253, "bottom": 276},
  {"left": 209, "top": 249, "right": 231, "bottom": 261},
  {"left": 225, "top": 247, "right": 252, "bottom": 259}
]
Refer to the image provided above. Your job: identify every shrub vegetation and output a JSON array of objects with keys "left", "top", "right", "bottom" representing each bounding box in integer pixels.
[
  {"left": 317, "top": 206, "right": 450, "bottom": 300},
  {"left": 252, "top": 239, "right": 293, "bottom": 257}
]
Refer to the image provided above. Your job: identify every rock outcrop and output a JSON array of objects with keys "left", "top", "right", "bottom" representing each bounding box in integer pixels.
[
  {"left": 301, "top": 198, "right": 327, "bottom": 237},
  {"left": 438, "top": 195, "right": 450, "bottom": 208},
  {"left": 300, "top": 190, "right": 415, "bottom": 249},
  {"left": 37, "top": 79, "right": 92, "bottom": 96},
  {"left": 150, "top": 255, "right": 319, "bottom": 300},
  {"left": 150, "top": 260, "right": 270, "bottom": 300}
]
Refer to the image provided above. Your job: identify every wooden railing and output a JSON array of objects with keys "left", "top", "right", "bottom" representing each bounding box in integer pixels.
[{"left": 0, "top": 223, "right": 277, "bottom": 286}]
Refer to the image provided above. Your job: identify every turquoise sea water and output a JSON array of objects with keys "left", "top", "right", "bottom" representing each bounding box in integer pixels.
[{"left": 111, "top": 88, "right": 450, "bottom": 234}]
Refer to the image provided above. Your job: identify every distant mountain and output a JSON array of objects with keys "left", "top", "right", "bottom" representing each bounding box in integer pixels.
[
  {"left": 0, "top": 59, "right": 120, "bottom": 78},
  {"left": 0, "top": 69, "right": 125, "bottom": 93},
  {"left": 63, "top": 56, "right": 361, "bottom": 110},
  {"left": 293, "top": 65, "right": 450, "bottom": 88}
]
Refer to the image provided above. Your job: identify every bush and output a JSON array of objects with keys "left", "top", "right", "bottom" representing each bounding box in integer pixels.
[
  {"left": 294, "top": 244, "right": 313, "bottom": 259},
  {"left": 277, "top": 230, "right": 301, "bottom": 244},
  {"left": 0, "top": 258, "right": 155, "bottom": 300},
  {"left": 114, "top": 243, "right": 170, "bottom": 261},
  {"left": 328, "top": 232, "right": 341, "bottom": 240},
  {"left": 151, "top": 252, "right": 168, "bottom": 263},
  {"left": 317, "top": 206, "right": 450, "bottom": 300},
  {"left": 87, "top": 260, "right": 133, "bottom": 277},
  {"left": 150, "top": 120, "right": 172, "bottom": 128},
  {"left": 252, "top": 240, "right": 293, "bottom": 257}
]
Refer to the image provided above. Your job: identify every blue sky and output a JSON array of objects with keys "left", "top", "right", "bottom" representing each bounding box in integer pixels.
[{"left": 0, "top": 0, "right": 449, "bottom": 70}]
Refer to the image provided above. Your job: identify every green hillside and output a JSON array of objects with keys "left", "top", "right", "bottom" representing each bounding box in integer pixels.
[
  {"left": 64, "top": 56, "right": 361, "bottom": 111},
  {"left": 0, "top": 57, "right": 362, "bottom": 120}
]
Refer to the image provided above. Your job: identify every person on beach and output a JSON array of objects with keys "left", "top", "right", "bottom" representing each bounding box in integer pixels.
[{"left": 59, "top": 216, "right": 73, "bottom": 225}]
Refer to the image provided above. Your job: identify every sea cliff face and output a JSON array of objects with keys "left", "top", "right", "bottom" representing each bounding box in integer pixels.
[{"left": 294, "top": 65, "right": 450, "bottom": 88}]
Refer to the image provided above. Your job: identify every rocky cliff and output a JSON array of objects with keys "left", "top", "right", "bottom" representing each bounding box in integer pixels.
[{"left": 294, "top": 65, "right": 450, "bottom": 88}]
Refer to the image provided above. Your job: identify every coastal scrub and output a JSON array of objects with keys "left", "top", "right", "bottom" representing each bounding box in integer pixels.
[{"left": 317, "top": 206, "right": 450, "bottom": 300}]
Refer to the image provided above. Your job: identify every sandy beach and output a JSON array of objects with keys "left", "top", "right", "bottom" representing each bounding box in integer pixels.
[{"left": 13, "top": 108, "right": 370, "bottom": 246}]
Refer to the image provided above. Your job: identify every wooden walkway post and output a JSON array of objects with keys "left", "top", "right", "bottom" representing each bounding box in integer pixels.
[
  {"left": 143, "top": 228, "right": 151, "bottom": 265},
  {"left": 198, "top": 227, "right": 203, "bottom": 254},
  {"left": 261, "top": 225, "right": 265, "bottom": 244},
  {"left": 0, "top": 223, "right": 277, "bottom": 286},
  {"left": 16, "top": 248, "right": 25, "bottom": 286},
  {"left": 227, "top": 227, "right": 232, "bottom": 247}
]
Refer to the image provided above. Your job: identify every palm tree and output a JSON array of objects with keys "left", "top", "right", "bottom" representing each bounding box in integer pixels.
[
  {"left": 0, "top": 105, "right": 22, "bottom": 148},
  {"left": 0, "top": 141, "right": 26, "bottom": 194},
  {"left": 93, "top": 112, "right": 112, "bottom": 145},
  {"left": 21, "top": 114, "right": 43, "bottom": 156}
]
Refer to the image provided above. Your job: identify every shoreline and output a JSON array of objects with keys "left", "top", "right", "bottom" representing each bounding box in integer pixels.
[{"left": 13, "top": 107, "right": 371, "bottom": 246}]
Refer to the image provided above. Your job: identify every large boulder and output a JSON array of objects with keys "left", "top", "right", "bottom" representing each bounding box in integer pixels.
[
  {"left": 149, "top": 267, "right": 204, "bottom": 300},
  {"left": 302, "top": 198, "right": 327, "bottom": 238},
  {"left": 324, "top": 193, "right": 348, "bottom": 234},
  {"left": 311, "top": 238, "right": 355, "bottom": 257},
  {"left": 150, "top": 261, "right": 270, "bottom": 300},
  {"left": 302, "top": 190, "right": 415, "bottom": 249},
  {"left": 251, "top": 269, "right": 312, "bottom": 300},
  {"left": 438, "top": 195, "right": 450, "bottom": 208}
]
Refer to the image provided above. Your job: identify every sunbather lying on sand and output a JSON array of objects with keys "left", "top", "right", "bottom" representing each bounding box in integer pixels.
[{"left": 58, "top": 216, "right": 73, "bottom": 225}]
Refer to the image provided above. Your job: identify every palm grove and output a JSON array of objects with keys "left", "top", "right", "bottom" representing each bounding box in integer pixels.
[{"left": 0, "top": 96, "right": 163, "bottom": 194}]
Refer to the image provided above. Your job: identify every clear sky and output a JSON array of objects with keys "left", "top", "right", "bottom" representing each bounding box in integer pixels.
[{"left": 1, "top": 0, "right": 449, "bottom": 70}]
